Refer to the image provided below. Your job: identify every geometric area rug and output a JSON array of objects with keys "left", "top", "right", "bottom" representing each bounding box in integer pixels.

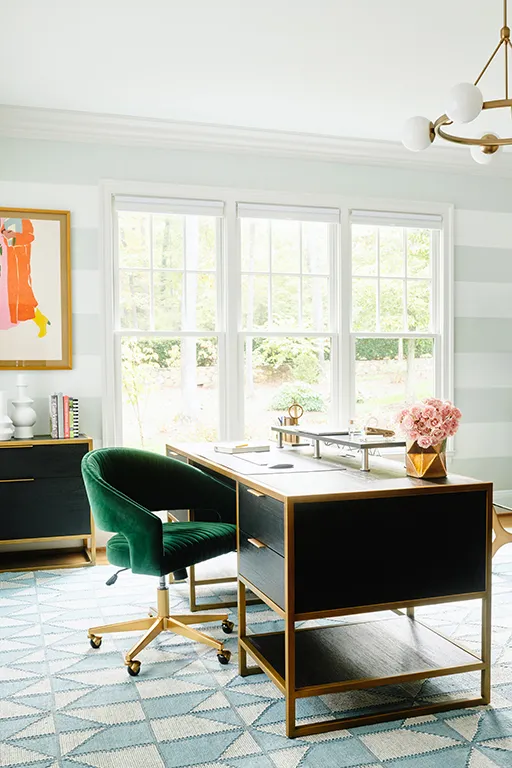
[{"left": 2, "top": 550, "right": 512, "bottom": 767}]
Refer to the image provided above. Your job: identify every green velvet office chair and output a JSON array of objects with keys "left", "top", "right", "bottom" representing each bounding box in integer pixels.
[{"left": 81, "top": 447, "right": 237, "bottom": 675}]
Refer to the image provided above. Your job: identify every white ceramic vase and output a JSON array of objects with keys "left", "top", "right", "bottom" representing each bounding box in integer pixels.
[
  {"left": 11, "top": 375, "right": 36, "bottom": 439},
  {"left": 0, "top": 390, "right": 14, "bottom": 441}
]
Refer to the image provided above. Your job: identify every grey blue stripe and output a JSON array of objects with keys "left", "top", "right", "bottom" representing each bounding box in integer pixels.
[
  {"left": 455, "top": 318, "right": 512, "bottom": 353},
  {"left": 455, "top": 388, "right": 512, "bottom": 423}
]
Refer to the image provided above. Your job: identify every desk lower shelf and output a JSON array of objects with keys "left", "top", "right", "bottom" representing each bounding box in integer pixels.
[{"left": 242, "top": 616, "right": 483, "bottom": 698}]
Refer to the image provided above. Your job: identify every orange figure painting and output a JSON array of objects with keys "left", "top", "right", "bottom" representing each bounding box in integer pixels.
[{"left": 0, "top": 218, "right": 49, "bottom": 336}]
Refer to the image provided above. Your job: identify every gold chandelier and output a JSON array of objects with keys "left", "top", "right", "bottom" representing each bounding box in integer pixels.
[{"left": 403, "top": 0, "right": 512, "bottom": 164}]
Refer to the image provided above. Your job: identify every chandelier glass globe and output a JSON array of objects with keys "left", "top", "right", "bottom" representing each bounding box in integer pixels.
[
  {"left": 470, "top": 134, "right": 501, "bottom": 164},
  {"left": 402, "top": 116, "right": 434, "bottom": 151},
  {"left": 446, "top": 83, "right": 483, "bottom": 124},
  {"left": 402, "top": 0, "right": 512, "bottom": 165}
]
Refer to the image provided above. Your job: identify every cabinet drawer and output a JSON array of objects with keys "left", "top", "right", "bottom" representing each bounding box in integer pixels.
[
  {"left": 0, "top": 444, "right": 88, "bottom": 480},
  {"left": 239, "top": 532, "right": 285, "bottom": 609},
  {"left": 239, "top": 485, "right": 284, "bottom": 556},
  {"left": 0, "top": 477, "right": 91, "bottom": 540}
]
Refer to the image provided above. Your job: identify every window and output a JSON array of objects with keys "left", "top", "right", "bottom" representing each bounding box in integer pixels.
[
  {"left": 350, "top": 210, "right": 443, "bottom": 430},
  {"left": 107, "top": 189, "right": 451, "bottom": 449},
  {"left": 114, "top": 198, "right": 223, "bottom": 449},
  {"left": 238, "top": 204, "right": 338, "bottom": 440}
]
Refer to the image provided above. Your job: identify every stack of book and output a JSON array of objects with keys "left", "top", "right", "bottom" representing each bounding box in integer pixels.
[{"left": 49, "top": 393, "right": 80, "bottom": 439}]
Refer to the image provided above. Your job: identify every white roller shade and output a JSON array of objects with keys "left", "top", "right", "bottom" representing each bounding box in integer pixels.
[
  {"left": 237, "top": 202, "right": 340, "bottom": 224},
  {"left": 351, "top": 209, "right": 443, "bottom": 230},
  {"left": 115, "top": 195, "right": 224, "bottom": 217}
]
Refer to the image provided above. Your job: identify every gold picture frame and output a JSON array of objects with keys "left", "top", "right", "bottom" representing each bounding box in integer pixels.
[{"left": 0, "top": 208, "right": 71, "bottom": 370}]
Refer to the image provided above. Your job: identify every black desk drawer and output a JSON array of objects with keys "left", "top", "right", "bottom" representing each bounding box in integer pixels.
[
  {"left": 0, "top": 444, "right": 88, "bottom": 480},
  {"left": 0, "top": 477, "right": 91, "bottom": 540},
  {"left": 239, "top": 485, "right": 284, "bottom": 556},
  {"left": 239, "top": 532, "right": 284, "bottom": 609}
]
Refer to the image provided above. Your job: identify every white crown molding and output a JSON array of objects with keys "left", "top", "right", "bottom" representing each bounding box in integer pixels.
[{"left": 1, "top": 103, "right": 512, "bottom": 176}]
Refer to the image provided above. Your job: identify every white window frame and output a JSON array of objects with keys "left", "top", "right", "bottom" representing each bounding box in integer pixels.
[
  {"left": 349, "top": 213, "right": 446, "bottom": 431},
  {"left": 101, "top": 180, "right": 453, "bottom": 448}
]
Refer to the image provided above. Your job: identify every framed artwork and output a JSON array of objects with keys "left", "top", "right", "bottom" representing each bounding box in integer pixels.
[{"left": 0, "top": 208, "right": 71, "bottom": 370}]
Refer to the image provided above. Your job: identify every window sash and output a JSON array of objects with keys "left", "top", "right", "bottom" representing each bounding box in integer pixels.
[
  {"left": 351, "top": 210, "right": 443, "bottom": 229},
  {"left": 238, "top": 202, "right": 340, "bottom": 223},
  {"left": 108, "top": 190, "right": 450, "bottom": 447},
  {"left": 115, "top": 196, "right": 224, "bottom": 217}
]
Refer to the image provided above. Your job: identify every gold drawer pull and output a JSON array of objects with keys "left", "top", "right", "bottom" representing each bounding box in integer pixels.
[
  {"left": 247, "top": 489, "right": 265, "bottom": 498},
  {"left": 247, "top": 537, "right": 266, "bottom": 549},
  {"left": 0, "top": 478, "right": 35, "bottom": 483}
]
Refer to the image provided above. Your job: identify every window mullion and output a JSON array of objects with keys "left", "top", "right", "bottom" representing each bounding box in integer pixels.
[
  {"left": 376, "top": 227, "right": 381, "bottom": 333},
  {"left": 403, "top": 227, "right": 408, "bottom": 333},
  {"left": 149, "top": 215, "right": 155, "bottom": 331},
  {"left": 268, "top": 223, "right": 273, "bottom": 330},
  {"left": 299, "top": 223, "right": 303, "bottom": 329}
]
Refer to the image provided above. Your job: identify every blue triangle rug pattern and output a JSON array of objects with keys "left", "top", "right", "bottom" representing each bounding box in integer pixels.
[{"left": 1, "top": 549, "right": 512, "bottom": 768}]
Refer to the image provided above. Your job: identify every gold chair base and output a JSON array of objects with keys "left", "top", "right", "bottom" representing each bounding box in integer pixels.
[{"left": 87, "top": 582, "right": 232, "bottom": 672}]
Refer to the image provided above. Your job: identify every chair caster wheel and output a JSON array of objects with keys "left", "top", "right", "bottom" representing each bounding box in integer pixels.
[
  {"left": 89, "top": 634, "right": 102, "bottom": 649},
  {"left": 221, "top": 620, "right": 234, "bottom": 635},
  {"left": 217, "top": 649, "right": 231, "bottom": 665},
  {"left": 127, "top": 660, "right": 141, "bottom": 676}
]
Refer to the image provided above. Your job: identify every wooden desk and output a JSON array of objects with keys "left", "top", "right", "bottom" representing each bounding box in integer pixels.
[{"left": 166, "top": 441, "right": 492, "bottom": 738}]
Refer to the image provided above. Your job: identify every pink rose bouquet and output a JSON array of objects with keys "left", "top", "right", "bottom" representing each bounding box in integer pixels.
[{"left": 397, "top": 397, "right": 461, "bottom": 449}]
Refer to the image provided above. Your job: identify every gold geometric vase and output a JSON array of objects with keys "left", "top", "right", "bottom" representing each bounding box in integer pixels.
[{"left": 406, "top": 439, "right": 447, "bottom": 479}]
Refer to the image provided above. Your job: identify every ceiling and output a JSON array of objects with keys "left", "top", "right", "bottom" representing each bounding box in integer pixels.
[{"left": 1, "top": 0, "right": 510, "bottom": 143}]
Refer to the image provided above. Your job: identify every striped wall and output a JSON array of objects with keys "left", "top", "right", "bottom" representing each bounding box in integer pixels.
[
  {"left": 0, "top": 136, "right": 510, "bottom": 507},
  {"left": 451, "top": 210, "right": 512, "bottom": 489}
]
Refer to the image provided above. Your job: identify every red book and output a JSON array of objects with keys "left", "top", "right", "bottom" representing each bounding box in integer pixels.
[{"left": 63, "top": 395, "right": 70, "bottom": 438}]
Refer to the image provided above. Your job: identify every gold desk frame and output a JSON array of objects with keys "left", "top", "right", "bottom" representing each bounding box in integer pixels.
[
  {"left": 166, "top": 442, "right": 492, "bottom": 738},
  {"left": 237, "top": 489, "right": 493, "bottom": 739}
]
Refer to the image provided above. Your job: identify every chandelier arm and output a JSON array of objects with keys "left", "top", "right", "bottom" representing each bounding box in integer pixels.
[
  {"left": 474, "top": 37, "right": 505, "bottom": 86},
  {"left": 507, "top": 32, "right": 509, "bottom": 98},
  {"left": 436, "top": 125, "right": 512, "bottom": 146}
]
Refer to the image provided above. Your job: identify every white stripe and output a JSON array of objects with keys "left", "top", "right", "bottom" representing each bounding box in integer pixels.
[
  {"left": 455, "top": 282, "right": 512, "bottom": 318},
  {"left": 1, "top": 355, "right": 103, "bottom": 398},
  {"left": 455, "top": 209, "right": 512, "bottom": 249},
  {"left": 454, "top": 422, "right": 512, "bottom": 459},
  {"left": 0, "top": 181, "right": 98, "bottom": 227},
  {"left": 72, "top": 270, "right": 101, "bottom": 315},
  {"left": 455, "top": 353, "right": 512, "bottom": 388}
]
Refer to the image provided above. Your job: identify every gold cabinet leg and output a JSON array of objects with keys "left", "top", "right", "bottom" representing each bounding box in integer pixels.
[
  {"left": 238, "top": 580, "right": 248, "bottom": 676},
  {"left": 481, "top": 598, "right": 492, "bottom": 703},
  {"left": 285, "top": 619, "right": 296, "bottom": 738},
  {"left": 125, "top": 618, "right": 164, "bottom": 663},
  {"left": 88, "top": 617, "right": 155, "bottom": 636},
  {"left": 407, "top": 607, "right": 415, "bottom": 619}
]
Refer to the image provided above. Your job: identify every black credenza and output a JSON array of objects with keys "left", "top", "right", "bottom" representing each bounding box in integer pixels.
[{"left": 0, "top": 435, "right": 95, "bottom": 571}]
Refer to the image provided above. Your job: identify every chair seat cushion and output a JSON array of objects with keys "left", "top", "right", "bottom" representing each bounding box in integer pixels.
[{"left": 107, "top": 521, "right": 237, "bottom": 574}]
